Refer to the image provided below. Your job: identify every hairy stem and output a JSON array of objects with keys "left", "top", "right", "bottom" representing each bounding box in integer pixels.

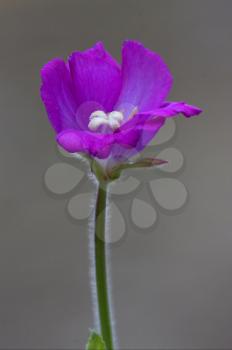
[{"left": 94, "top": 182, "right": 114, "bottom": 350}]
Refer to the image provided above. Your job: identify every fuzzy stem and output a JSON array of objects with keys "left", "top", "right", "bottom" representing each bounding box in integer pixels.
[{"left": 94, "top": 181, "right": 114, "bottom": 350}]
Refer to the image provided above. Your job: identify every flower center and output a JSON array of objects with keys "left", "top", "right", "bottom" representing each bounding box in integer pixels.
[{"left": 88, "top": 110, "right": 124, "bottom": 131}]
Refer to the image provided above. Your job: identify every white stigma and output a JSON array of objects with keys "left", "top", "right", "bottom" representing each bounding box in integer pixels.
[{"left": 88, "top": 110, "right": 124, "bottom": 131}]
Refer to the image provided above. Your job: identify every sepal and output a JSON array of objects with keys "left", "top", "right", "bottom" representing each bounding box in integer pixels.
[
  {"left": 111, "top": 157, "right": 167, "bottom": 173},
  {"left": 90, "top": 157, "right": 167, "bottom": 183}
]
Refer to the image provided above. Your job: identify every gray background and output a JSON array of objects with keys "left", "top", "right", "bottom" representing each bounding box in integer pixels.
[{"left": 0, "top": 0, "right": 232, "bottom": 349}]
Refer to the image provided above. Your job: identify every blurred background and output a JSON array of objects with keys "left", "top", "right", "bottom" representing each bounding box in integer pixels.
[{"left": 0, "top": 0, "right": 232, "bottom": 349}]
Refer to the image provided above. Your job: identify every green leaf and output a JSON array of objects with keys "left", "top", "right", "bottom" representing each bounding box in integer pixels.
[{"left": 86, "top": 331, "right": 106, "bottom": 350}]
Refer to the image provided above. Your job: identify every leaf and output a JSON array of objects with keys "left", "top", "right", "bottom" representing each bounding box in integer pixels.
[{"left": 86, "top": 330, "right": 106, "bottom": 350}]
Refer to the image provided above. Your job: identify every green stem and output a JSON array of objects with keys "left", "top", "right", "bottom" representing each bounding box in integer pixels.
[{"left": 94, "top": 182, "right": 114, "bottom": 350}]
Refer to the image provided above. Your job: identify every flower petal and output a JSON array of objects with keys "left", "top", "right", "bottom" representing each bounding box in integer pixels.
[
  {"left": 69, "top": 42, "right": 121, "bottom": 112},
  {"left": 111, "top": 114, "right": 166, "bottom": 161},
  {"left": 128, "top": 116, "right": 166, "bottom": 154},
  {"left": 111, "top": 98, "right": 201, "bottom": 160},
  {"left": 153, "top": 101, "right": 203, "bottom": 118},
  {"left": 40, "top": 59, "right": 78, "bottom": 133},
  {"left": 57, "top": 129, "right": 113, "bottom": 158},
  {"left": 56, "top": 128, "right": 142, "bottom": 159},
  {"left": 115, "top": 40, "right": 173, "bottom": 115}
]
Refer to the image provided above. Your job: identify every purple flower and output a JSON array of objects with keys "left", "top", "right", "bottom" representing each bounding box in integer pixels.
[{"left": 41, "top": 41, "right": 202, "bottom": 163}]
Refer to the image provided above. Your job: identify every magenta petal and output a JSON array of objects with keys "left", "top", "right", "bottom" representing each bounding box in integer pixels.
[
  {"left": 57, "top": 130, "right": 113, "bottom": 159},
  {"left": 57, "top": 128, "right": 142, "bottom": 160},
  {"left": 40, "top": 59, "right": 78, "bottom": 133},
  {"left": 155, "top": 101, "right": 203, "bottom": 118},
  {"left": 69, "top": 42, "right": 122, "bottom": 112},
  {"left": 115, "top": 40, "right": 173, "bottom": 114},
  {"left": 111, "top": 115, "right": 166, "bottom": 161},
  {"left": 126, "top": 115, "right": 166, "bottom": 153}
]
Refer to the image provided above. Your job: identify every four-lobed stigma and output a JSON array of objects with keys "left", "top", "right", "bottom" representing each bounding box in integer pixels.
[{"left": 88, "top": 110, "right": 124, "bottom": 131}]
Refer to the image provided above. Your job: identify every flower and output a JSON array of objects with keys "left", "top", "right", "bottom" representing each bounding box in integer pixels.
[{"left": 40, "top": 40, "right": 202, "bottom": 167}]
